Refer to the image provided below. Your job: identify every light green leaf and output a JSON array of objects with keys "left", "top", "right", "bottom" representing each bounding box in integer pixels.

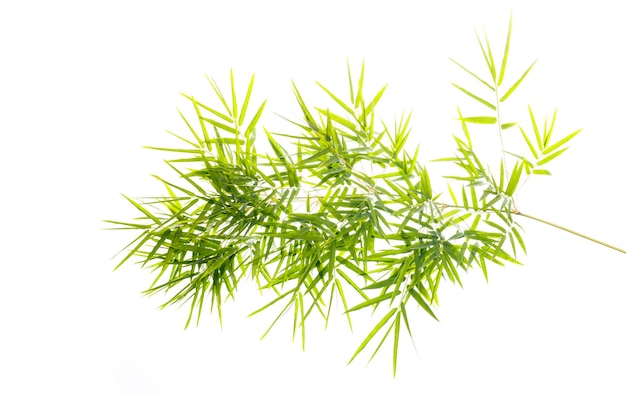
[
  {"left": 501, "top": 122, "right": 518, "bottom": 130},
  {"left": 500, "top": 59, "right": 537, "bottom": 102},
  {"left": 238, "top": 74, "right": 256, "bottom": 126},
  {"left": 245, "top": 100, "right": 266, "bottom": 138},
  {"left": 504, "top": 162, "right": 523, "bottom": 196},
  {"left": 408, "top": 289, "right": 438, "bottom": 321},
  {"left": 543, "top": 129, "right": 582, "bottom": 155},
  {"left": 452, "top": 83, "right": 496, "bottom": 110},
  {"left": 498, "top": 14, "right": 513, "bottom": 86},
  {"left": 519, "top": 127, "right": 538, "bottom": 159},
  {"left": 348, "top": 308, "right": 397, "bottom": 364},
  {"left": 537, "top": 147, "right": 568, "bottom": 166},
  {"left": 459, "top": 116, "right": 497, "bottom": 124},
  {"left": 230, "top": 70, "right": 238, "bottom": 122},
  {"left": 449, "top": 58, "right": 495, "bottom": 91},
  {"left": 346, "top": 292, "right": 393, "bottom": 313},
  {"left": 393, "top": 311, "right": 401, "bottom": 377},
  {"left": 122, "top": 195, "right": 160, "bottom": 224}
]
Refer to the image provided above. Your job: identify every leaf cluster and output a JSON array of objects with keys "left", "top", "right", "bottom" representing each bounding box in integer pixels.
[{"left": 107, "top": 17, "right": 581, "bottom": 375}]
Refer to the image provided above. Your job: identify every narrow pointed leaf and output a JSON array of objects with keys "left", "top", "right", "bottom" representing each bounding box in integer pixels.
[
  {"left": 449, "top": 58, "right": 494, "bottom": 91},
  {"left": 459, "top": 116, "right": 497, "bottom": 124},
  {"left": 537, "top": 147, "right": 569, "bottom": 166},
  {"left": 500, "top": 59, "right": 537, "bottom": 102},
  {"left": 452, "top": 83, "right": 496, "bottom": 110},
  {"left": 348, "top": 308, "right": 397, "bottom": 364},
  {"left": 543, "top": 129, "right": 582, "bottom": 155},
  {"left": 498, "top": 14, "right": 513, "bottom": 86},
  {"left": 238, "top": 74, "right": 256, "bottom": 126}
]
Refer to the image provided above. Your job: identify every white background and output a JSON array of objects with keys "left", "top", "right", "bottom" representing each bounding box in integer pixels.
[{"left": 2, "top": 0, "right": 625, "bottom": 400}]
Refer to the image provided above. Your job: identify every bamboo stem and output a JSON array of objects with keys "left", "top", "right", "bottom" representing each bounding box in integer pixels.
[{"left": 515, "top": 211, "right": 626, "bottom": 255}]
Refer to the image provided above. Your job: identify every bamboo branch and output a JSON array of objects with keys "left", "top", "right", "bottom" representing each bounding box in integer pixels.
[{"left": 515, "top": 211, "right": 626, "bottom": 255}]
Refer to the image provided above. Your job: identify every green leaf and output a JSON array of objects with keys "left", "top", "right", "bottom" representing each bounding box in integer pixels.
[
  {"left": 346, "top": 292, "right": 394, "bottom": 313},
  {"left": 364, "top": 84, "right": 388, "bottom": 116},
  {"left": 420, "top": 168, "right": 432, "bottom": 199},
  {"left": 519, "top": 127, "right": 538, "bottom": 159},
  {"left": 355, "top": 61, "right": 365, "bottom": 107},
  {"left": 504, "top": 162, "right": 523, "bottom": 196},
  {"left": 543, "top": 109, "right": 558, "bottom": 147},
  {"left": 474, "top": 27, "right": 496, "bottom": 81},
  {"left": 122, "top": 195, "right": 160, "bottom": 224},
  {"left": 393, "top": 311, "right": 401, "bottom": 377},
  {"left": 459, "top": 116, "right": 497, "bottom": 124},
  {"left": 245, "top": 100, "right": 266, "bottom": 138},
  {"left": 451, "top": 83, "right": 496, "bottom": 110},
  {"left": 408, "top": 289, "right": 438, "bottom": 321},
  {"left": 348, "top": 308, "right": 397, "bottom": 364},
  {"left": 543, "top": 129, "right": 582, "bottom": 155},
  {"left": 447, "top": 183, "right": 458, "bottom": 205},
  {"left": 500, "top": 59, "right": 537, "bottom": 102},
  {"left": 316, "top": 81, "right": 354, "bottom": 117},
  {"left": 498, "top": 14, "right": 513, "bottom": 86},
  {"left": 206, "top": 75, "right": 233, "bottom": 117},
  {"left": 528, "top": 105, "right": 542, "bottom": 150},
  {"left": 449, "top": 58, "right": 495, "bottom": 91},
  {"left": 482, "top": 27, "right": 497, "bottom": 81},
  {"left": 238, "top": 74, "right": 256, "bottom": 126},
  {"left": 470, "top": 185, "right": 478, "bottom": 211},
  {"left": 511, "top": 226, "right": 527, "bottom": 254},
  {"left": 230, "top": 70, "right": 238, "bottom": 122},
  {"left": 501, "top": 122, "right": 518, "bottom": 130},
  {"left": 536, "top": 147, "right": 568, "bottom": 166},
  {"left": 184, "top": 94, "right": 234, "bottom": 123}
]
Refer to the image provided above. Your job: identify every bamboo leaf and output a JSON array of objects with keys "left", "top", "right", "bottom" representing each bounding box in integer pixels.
[
  {"left": 451, "top": 83, "right": 496, "bottom": 110},
  {"left": 184, "top": 94, "right": 234, "bottom": 123},
  {"left": 528, "top": 105, "right": 542, "bottom": 150},
  {"left": 498, "top": 14, "right": 513, "bottom": 86},
  {"left": 245, "top": 100, "right": 266, "bottom": 138},
  {"left": 393, "top": 311, "right": 401, "bottom": 377},
  {"left": 238, "top": 74, "right": 255, "bottom": 126},
  {"left": 474, "top": 28, "right": 496, "bottom": 81},
  {"left": 122, "top": 195, "right": 160, "bottom": 224},
  {"left": 346, "top": 292, "right": 393, "bottom": 313},
  {"left": 519, "top": 127, "right": 538, "bottom": 159},
  {"left": 449, "top": 58, "right": 495, "bottom": 91},
  {"left": 537, "top": 147, "right": 569, "bottom": 166},
  {"left": 459, "top": 116, "right": 497, "bottom": 124},
  {"left": 365, "top": 84, "right": 388, "bottom": 116},
  {"left": 206, "top": 75, "right": 233, "bottom": 117},
  {"left": 504, "top": 162, "right": 523, "bottom": 196},
  {"left": 500, "top": 59, "right": 537, "bottom": 102},
  {"left": 501, "top": 122, "right": 518, "bottom": 130},
  {"left": 317, "top": 81, "right": 355, "bottom": 117},
  {"left": 230, "top": 69, "right": 238, "bottom": 122},
  {"left": 543, "top": 129, "right": 582, "bottom": 155},
  {"left": 420, "top": 167, "right": 432, "bottom": 199},
  {"left": 348, "top": 308, "right": 397, "bottom": 364},
  {"left": 543, "top": 109, "right": 558, "bottom": 147},
  {"left": 482, "top": 27, "right": 497, "bottom": 80},
  {"left": 408, "top": 289, "right": 438, "bottom": 321}
]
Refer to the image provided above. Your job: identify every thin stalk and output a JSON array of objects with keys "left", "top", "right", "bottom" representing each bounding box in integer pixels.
[
  {"left": 515, "top": 211, "right": 626, "bottom": 255},
  {"left": 437, "top": 201, "right": 626, "bottom": 255}
]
